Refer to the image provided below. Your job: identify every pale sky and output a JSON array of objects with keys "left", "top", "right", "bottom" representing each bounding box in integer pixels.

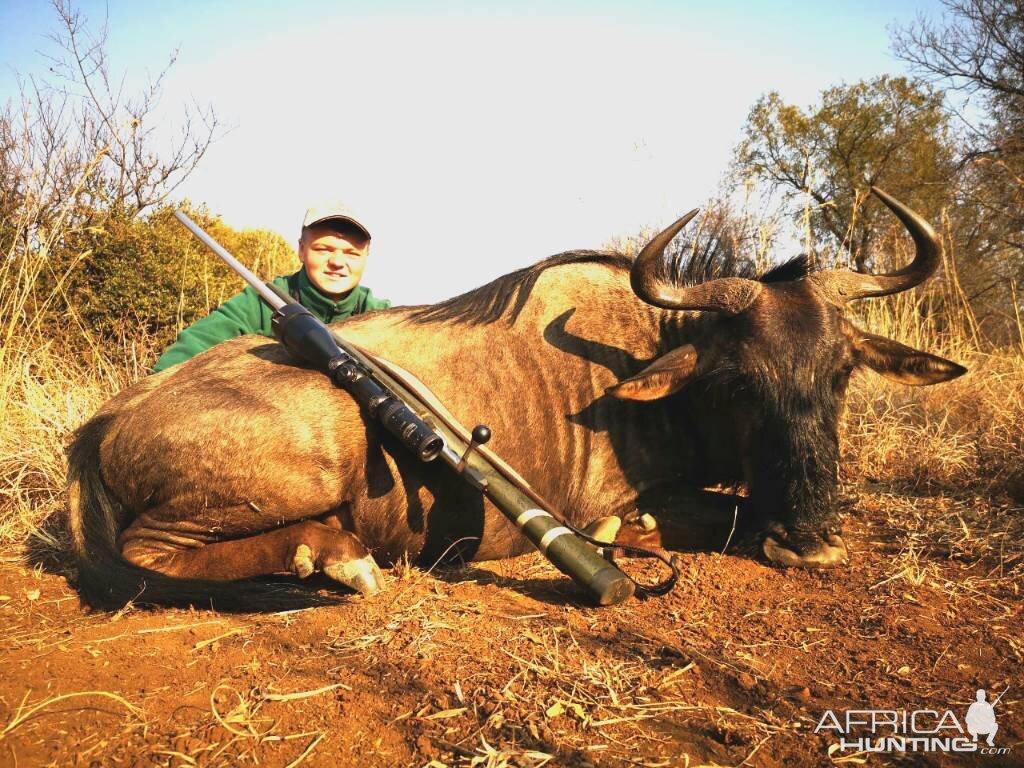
[{"left": 1, "top": 0, "right": 943, "bottom": 304}]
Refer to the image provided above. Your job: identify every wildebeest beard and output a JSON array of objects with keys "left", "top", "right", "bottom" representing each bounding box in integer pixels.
[{"left": 747, "top": 398, "right": 843, "bottom": 536}]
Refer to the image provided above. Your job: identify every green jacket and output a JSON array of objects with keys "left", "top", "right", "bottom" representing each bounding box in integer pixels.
[{"left": 153, "top": 269, "right": 391, "bottom": 372}]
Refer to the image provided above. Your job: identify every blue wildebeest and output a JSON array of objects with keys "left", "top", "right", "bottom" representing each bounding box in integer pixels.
[{"left": 67, "top": 189, "right": 966, "bottom": 609}]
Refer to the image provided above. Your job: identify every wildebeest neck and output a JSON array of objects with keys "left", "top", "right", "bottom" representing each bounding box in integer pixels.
[
  {"left": 388, "top": 257, "right": 688, "bottom": 518},
  {"left": 406, "top": 250, "right": 633, "bottom": 327}
]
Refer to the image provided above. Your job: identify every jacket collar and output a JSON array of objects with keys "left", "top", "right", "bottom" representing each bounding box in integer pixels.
[{"left": 295, "top": 268, "right": 363, "bottom": 317}]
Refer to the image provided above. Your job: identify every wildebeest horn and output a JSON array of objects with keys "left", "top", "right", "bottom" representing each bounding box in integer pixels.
[
  {"left": 810, "top": 186, "right": 941, "bottom": 303},
  {"left": 630, "top": 209, "right": 763, "bottom": 315}
]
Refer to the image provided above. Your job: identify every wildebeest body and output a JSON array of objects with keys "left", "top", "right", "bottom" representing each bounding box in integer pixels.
[
  {"left": 69, "top": 190, "right": 966, "bottom": 609},
  {"left": 74, "top": 262, "right": 693, "bottom": 607}
]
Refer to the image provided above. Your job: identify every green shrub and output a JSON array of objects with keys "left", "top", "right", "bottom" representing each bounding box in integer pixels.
[{"left": 69, "top": 203, "right": 298, "bottom": 349}]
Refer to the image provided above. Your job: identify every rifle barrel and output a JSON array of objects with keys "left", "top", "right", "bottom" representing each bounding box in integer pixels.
[{"left": 173, "top": 211, "right": 286, "bottom": 311}]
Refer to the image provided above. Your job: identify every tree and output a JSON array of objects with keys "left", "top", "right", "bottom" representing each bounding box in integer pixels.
[
  {"left": 893, "top": 0, "right": 1024, "bottom": 330},
  {"left": 41, "top": 0, "right": 219, "bottom": 216},
  {"left": 0, "top": 2, "right": 294, "bottom": 358},
  {"left": 733, "top": 76, "right": 958, "bottom": 272},
  {"left": 893, "top": 0, "right": 1023, "bottom": 137},
  {"left": 72, "top": 205, "right": 297, "bottom": 346},
  {"left": 1, "top": 0, "right": 220, "bottom": 258}
]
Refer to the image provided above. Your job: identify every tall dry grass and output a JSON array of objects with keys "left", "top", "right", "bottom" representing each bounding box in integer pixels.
[
  {"left": 0, "top": 149, "right": 142, "bottom": 556},
  {"left": 0, "top": 333, "right": 149, "bottom": 556}
]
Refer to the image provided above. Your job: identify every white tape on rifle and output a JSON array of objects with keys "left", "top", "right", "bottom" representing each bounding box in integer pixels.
[{"left": 515, "top": 508, "right": 552, "bottom": 528}]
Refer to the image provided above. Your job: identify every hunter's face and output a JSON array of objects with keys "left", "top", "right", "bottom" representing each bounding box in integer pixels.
[{"left": 298, "top": 224, "right": 370, "bottom": 298}]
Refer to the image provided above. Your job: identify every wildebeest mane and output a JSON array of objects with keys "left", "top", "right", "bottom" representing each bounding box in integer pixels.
[
  {"left": 406, "top": 249, "right": 811, "bottom": 327},
  {"left": 758, "top": 255, "right": 812, "bottom": 284},
  {"left": 407, "top": 250, "right": 629, "bottom": 326}
]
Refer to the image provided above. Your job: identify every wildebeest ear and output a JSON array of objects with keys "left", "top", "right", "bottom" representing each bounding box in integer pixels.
[
  {"left": 606, "top": 344, "right": 698, "bottom": 401},
  {"left": 854, "top": 331, "right": 967, "bottom": 385}
]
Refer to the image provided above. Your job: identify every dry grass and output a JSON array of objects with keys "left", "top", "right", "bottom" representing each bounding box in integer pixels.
[
  {"left": 842, "top": 288, "right": 1024, "bottom": 499},
  {"left": 0, "top": 145, "right": 143, "bottom": 556},
  {"left": 838, "top": 216, "right": 1024, "bottom": 500},
  {"left": 0, "top": 340, "right": 140, "bottom": 555},
  {"left": 843, "top": 347, "right": 1023, "bottom": 493},
  {"left": 0, "top": 241, "right": 150, "bottom": 554},
  {"left": 836, "top": 248, "right": 1024, "bottom": 607}
]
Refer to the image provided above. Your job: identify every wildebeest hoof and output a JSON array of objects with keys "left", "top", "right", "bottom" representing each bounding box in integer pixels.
[
  {"left": 292, "top": 544, "right": 315, "bottom": 579},
  {"left": 762, "top": 528, "right": 849, "bottom": 568},
  {"left": 324, "top": 555, "right": 385, "bottom": 595},
  {"left": 584, "top": 516, "right": 622, "bottom": 544}
]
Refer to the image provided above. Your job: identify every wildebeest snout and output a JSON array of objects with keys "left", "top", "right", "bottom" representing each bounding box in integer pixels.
[{"left": 762, "top": 521, "right": 849, "bottom": 569}]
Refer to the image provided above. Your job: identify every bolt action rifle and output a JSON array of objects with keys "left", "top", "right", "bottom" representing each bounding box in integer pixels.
[{"left": 174, "top": 210, "right": 678, "bottom": 604}]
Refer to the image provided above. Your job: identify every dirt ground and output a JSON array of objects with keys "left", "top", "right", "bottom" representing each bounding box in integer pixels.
[{"left": 0, "top": 484, "right": 1020, "bottom": 768}]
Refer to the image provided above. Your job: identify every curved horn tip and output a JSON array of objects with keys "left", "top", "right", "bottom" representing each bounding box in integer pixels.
[
  {"left": 870, "top": 186, "right": 906, "bottom": 214},
  {"left": 633, "top": 207, "right": 702, "bottom": 270},
  {"left": 808, "top": 184, "right": 939, "bottom": 303},
  {"left": 869, "top": 185, "right": 939, "bottom": 238},
  {"left": 665, "top": 208, "right": 700, "bottom": 231},
  {"left": 667, "top": 208, "right": 700, "bottom": 237}
]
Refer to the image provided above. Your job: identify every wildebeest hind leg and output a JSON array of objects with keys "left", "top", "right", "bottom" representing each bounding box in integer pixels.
[{"left": 120, "top": 519, "right": 385, "bottom": 595}]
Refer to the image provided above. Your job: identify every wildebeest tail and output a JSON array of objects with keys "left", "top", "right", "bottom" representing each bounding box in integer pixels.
[{"left": 67, "top": 415, "right": 337, "bottom": 611}]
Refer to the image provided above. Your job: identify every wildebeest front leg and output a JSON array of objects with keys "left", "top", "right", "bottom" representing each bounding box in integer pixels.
[
  {"left": 618, "top": 486, "right": 750, "bottom": 553},
  {"left": 119, "top": 518, "right": 385, "bottom": 595}
]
